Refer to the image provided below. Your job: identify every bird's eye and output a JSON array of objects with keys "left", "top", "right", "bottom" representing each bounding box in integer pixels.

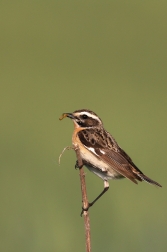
[
  {"left": 78, "top": 121, "right": 83, "bottom": 126},
  {"left": 82, "top": 114, "right": 88, "bottom": 119}
]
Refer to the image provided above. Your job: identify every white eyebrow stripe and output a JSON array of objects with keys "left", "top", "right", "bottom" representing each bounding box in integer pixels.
[{"left": 76, "top": 111, "right": 101, "bottom": 122}]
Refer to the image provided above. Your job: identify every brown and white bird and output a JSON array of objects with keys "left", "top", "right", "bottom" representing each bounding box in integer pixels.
[{"left": 60, "top": 109, "right": 162, "bottom": 209}]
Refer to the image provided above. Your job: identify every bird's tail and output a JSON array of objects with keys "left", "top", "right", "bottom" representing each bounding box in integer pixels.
[{"left": 138, "top": 173, "right": 162, "bottom": 187}]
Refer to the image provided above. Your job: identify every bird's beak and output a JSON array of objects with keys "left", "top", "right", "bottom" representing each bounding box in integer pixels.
[{"left": 59, "top": 113, "right": 75, "bottom": 120}]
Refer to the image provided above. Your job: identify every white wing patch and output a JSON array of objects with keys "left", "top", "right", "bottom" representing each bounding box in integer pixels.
[
  {"left": 87, "top": 147, "right": 98, "bottom": 155},
  {"left": 85, "top": 146, "right": 106, "bottom": 155},
  {"left": 100, "top": 149, "right": 105, "bottom": 154}
]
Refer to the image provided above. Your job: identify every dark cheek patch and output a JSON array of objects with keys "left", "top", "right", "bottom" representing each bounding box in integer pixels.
[
  {"left": 87, "top": 118, "right": 99, "bottom": 127},
  {"left": 77, "top": 117, "right": 99, "bottom": 127}
]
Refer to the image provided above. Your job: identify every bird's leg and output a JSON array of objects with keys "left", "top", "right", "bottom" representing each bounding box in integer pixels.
[{"left": 81, "top": 180, "right": 109, "bottom": 216}]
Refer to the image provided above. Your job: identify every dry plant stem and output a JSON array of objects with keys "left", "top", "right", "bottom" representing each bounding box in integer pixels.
[
  {"left": 74, "top": 145, "right": 91, "bottom": 252},
  {"left": 58, "top": 146, "right": 74, "bottom": 165}
]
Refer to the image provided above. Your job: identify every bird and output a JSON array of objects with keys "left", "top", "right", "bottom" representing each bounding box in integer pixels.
[{"left": 59, "top": 109, "right": 162, "bottom": 211}]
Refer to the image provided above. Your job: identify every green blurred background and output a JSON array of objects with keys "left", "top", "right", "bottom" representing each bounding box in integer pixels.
[{"left": 0, "top": 1, "right": 167, "bottom": 252}]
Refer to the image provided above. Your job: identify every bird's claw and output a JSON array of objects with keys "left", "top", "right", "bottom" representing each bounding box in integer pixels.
[
  {"left": 80, "top": 202, "right": 93, "bottom": 217},
  {"left": 75, "top": 160, "right": 83, "bottom": 169}
]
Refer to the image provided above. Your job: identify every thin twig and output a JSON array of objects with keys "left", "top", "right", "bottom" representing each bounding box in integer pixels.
[
  {"left": 74, "top": 144, "right": 91, "bottom": 252},
  {"left": 58, "top": 146, "right": 73, "bottom": 165}
]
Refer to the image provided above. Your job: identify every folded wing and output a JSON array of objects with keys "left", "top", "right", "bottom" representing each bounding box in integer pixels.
[{"left": 78, "top": 129, "right": 162, "bottom": 187}]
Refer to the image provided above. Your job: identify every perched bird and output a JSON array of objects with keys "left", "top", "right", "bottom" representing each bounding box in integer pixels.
[{"left": 60, "top": 109, "right": 162, "bottom": 210}]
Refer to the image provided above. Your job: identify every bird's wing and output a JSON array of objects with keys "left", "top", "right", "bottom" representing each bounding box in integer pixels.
[
  {"left": 78, "top": 129, "right": 141, "bottom": 184},
  {"left": 102, "top": 148, "right": 162, "bottom": 187},
  {"left": 78, "top": 129, "right": 162, "bottom": 187}
]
